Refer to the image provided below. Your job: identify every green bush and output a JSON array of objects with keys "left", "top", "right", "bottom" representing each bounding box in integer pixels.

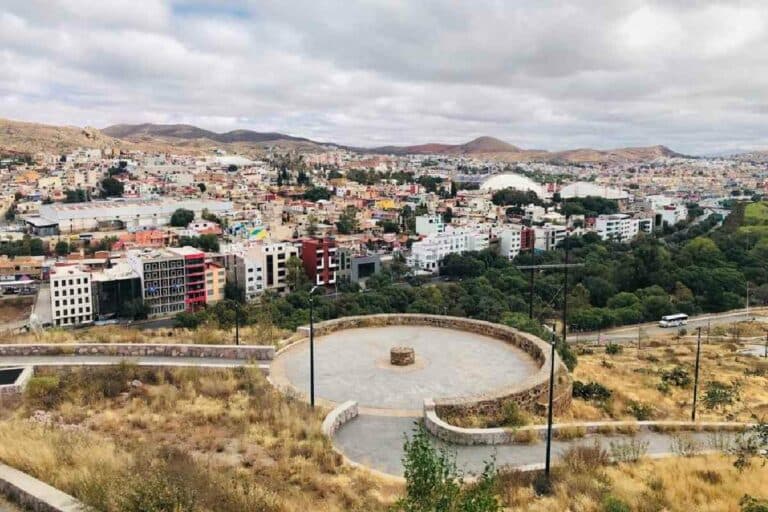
[
  {"left": 501, "top": 401, "right": 529, "bottom": 427},
  {"left": 661, "top": 366, "right": 691, "bottom": 387},
  {"left": 572, "top": 381, "right": 612, "bottom": 402},
  {"left": 741, "top": 495, "right": 768, "bottom": 512},
  {"left": 627, "top": 401, "right": 653, "bottom": 421},
  {"left": 602, "top": 495, "right": 631, "bottom": 512},
  {"left": 702, "top": 380, "right": 740, "bottom": 410},
  {"left": 605, "top": 343, "right": 623, "bottom": 355},
  {"left": 25, "top": 376, "right": 62, "bottom": 409}
]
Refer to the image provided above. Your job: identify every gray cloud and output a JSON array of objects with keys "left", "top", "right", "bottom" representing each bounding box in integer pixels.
[{"left": 1, "top": 0, "right": 768, "bottom": 154}]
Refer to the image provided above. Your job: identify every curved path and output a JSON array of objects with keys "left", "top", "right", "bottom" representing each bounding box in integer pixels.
[{"left": 333, "top": 414, "right": 736, "bottom": 477}]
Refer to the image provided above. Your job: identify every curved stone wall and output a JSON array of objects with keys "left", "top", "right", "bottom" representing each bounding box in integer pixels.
[
  {"left": 290, "top": 314, "right": 572, "bottom": 417},
  {"left": 424, "top": 399, "right": 749, "bottom": 445},
  {"left": 0, "top": 344, "right": 274, "bottom": 361},
  {"left": 321, "top": 400, "right": 359, "bottom": 437}
]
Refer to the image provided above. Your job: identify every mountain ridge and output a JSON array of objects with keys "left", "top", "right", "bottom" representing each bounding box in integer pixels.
[{"left": 1, "top": 118, "right": 686, "bottom": 163}]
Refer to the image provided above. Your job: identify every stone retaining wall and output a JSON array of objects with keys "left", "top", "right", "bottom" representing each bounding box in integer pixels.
[
  {"left": 424, "top": 399, "right": 749, "bottom": 445},
  {"left": 0, "top": 462, "right": 86, "bottom": 512},
  {"left": 321, "top": 400, "right": 359, "bottom": 437},
  {"left": 0, "top": 344, "right": 274, "bottom": 361},
  {"left": 0, "top": 367, "right": 33, "bottom": 397},
  {"left": 295, "top": 314, "right": 571, "bottom": 417}
]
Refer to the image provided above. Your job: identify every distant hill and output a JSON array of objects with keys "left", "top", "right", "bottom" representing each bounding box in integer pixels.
[
  {"left": 102, "top": 123, "right": 333, "bottom": 152},
  {"left": 373, "top": 136, "right": 520, "bottom": 155},
  {"left": 0, "top": 118, "right": 130, "bottom": 155},
  {"left": 0, "top": 118, "right": 687, "bottom": 163},
  {"left": 372, "top": 136, "right": 684, "bottom": 163}
]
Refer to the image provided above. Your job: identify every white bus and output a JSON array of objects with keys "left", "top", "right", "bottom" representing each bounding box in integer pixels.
[{"left": 659, "top": 313, "right": 689, "bottom": 328}]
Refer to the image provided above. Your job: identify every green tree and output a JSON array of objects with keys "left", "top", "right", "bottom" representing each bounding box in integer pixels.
[
  {"left": 100, "top": 177, "right": 124, "bottom": 197},
  {"left": 302, "top": 186, "right": 331, "bottom": 202},
  {"left": 54, "top": 240, "right": 70, "bottom": 257},
  {"left": 286, "top": 255, "right": 309, "bottom": 291},
  {"left": 335, "top": 206, "right": 359, "bottom": 234},
  {"left": 170, "top": 208, "right": 195, "bottom": 227},
  {"left": 392, "top": 424, "right": 500, "bottom": 512}
]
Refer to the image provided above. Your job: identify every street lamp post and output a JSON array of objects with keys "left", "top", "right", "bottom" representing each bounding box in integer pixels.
[
  {"left": 691, "top": 327, "right": 702, "bottom": 421},
  {"left": 309, "top": 285, "right": 319, "bottom": 408},
  {"left": 545, "top": 323, "right": 557, "bottom": 480}
]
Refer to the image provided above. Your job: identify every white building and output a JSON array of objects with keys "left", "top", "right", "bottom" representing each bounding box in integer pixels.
[
  {"left": 534, "top": 224, "right": 569, "bottom": 251},
  {"left": 415, "top": 215, "right": 445, "bottom": 236},
  {"left": 407, "top": 227, "right": 484, "bottom": 273},
  {"left": 50, "top": 265, "right": 93, "bottom": 327},
  {"left": 499, "top": 225, "right": 532, "bottom": 260},
  {"left": 37, "top": 199, "right": 232, "bottom": 233},
  {"left": 594, "top": 214, "right": 651, "bottom": 242},
  {"left": 646, "top": 196, "right": 688, "bottom": 227},
  {"left": 560, "top": 182, "right": 629, "bottom": 200},
  {"left": 222, "top": 241, "right": 298, "bottom": 300}
]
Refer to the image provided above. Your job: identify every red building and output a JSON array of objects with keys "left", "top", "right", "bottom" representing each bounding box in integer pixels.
[
  {"left": 300, "top": 237, "right": 338, "bottom": 287},
  {"left": 520, "top": 227, "right": 535, "bottom": 251},
  {"left": 169, "top": 247, "right": 207, "bottom": 311}
]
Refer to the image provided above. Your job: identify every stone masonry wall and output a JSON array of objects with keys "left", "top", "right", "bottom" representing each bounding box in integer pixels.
[
  {"left": 321, "top": 400, "right": 359, "bottom": 437},
  {"left": 0, "top": 344, "right": 274, "bottom": 361}
]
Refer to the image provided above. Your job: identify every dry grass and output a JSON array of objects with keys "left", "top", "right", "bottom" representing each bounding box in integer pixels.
[
  {"left": 0, "top": 365, "right": 396, "bottom": 512},
  {"left": 5, "top": 323, "right": 288, "bottom": 346},
  {"left": 566, "top": 339, "right": 768, "bottom": 423},
  {"left": 498, "top": 453, "right": 768, "bottom": 511}
]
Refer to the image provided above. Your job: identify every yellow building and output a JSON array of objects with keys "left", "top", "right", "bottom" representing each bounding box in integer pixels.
[
  {"left": 375, "top": 199, "right": 397, "bottom": 210},
  {"left": 205, "top": 262, "right": 226, "bottom": 304}
]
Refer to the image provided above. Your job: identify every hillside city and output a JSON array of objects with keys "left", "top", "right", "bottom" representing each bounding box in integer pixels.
[
  {"left": 0, "top": 130, "right": 764, "bottom": 331},
  {"left": 5, "top": 2, "right": 768, "bottom": 512}
]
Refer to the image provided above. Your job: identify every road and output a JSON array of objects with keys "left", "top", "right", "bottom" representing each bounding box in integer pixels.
[
  {"left": 573, "top": 308, "right": 766, "bottom": 343},
  {"left": 333, "top": 414, "right": 734, "bottom": 477}
]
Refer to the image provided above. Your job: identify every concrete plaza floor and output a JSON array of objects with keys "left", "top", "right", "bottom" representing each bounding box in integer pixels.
[{"left": 272, "top": 325, "right": 539, "bottom": 411}]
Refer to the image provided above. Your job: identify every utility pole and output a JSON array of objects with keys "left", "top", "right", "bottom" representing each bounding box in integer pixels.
[
  {"left": 691, "top": 327, "right": 702, "bottom": 421},
  {"left": 562, "top": 233, "right": 570, "bottom": 345},
  {"left": 764, "top": 332, "right": 767, "bottom": 359},
  {"left": 528, "top": 247, "right": 535, "bottom": 319},
  {"left": 309, "top": 285, "right": 319, "bottom": 408},
  {"left": 545, "top": 323, "right": 556, "bottom": 480}
]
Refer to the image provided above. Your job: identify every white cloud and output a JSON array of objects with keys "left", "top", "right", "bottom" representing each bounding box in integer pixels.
[{"left": 1, "top": 1, "right": 768, "bottom": 153}]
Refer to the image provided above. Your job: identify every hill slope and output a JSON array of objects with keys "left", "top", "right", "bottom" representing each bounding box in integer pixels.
[{"left": 102, "top": 123, "right": 330, "bottom": 151}]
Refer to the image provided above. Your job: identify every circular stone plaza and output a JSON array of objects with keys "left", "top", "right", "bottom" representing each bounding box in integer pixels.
[
  {"left": 270, "top": 314, "right": 574, "bottom": 476},
  {"left": 271, "top": 315, "right": 555, "bottom": 413}
]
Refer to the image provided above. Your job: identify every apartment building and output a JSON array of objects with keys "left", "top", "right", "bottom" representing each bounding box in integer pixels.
[
  {"left": 534, "top": 224, "right": 569, "bottom": 251},
  {"left": 415, "top": 214, "right": 445, "bottom": 236},
  {"left": 50, "top": 265, "right": 93, "bottom": 327},
  {"left": 223, "top": 241, "right": 298, "bottom": 300},
  {"left": 127, "top": 249, "right": 186, "bottom": 317},
  {"left": 90, "top": 262, "right": 142, "bottom": 320},
  {"left": 300, "top": 237, "right": 338, "bottom": 286},
  {"left": 407, "top": 227, "right": 483, "bottom": 273},
  {"left": 204, "top": 262, "right": 226, "bottom": 304},
  {"left": 168, "top": 247, "right": 206, "bottom": 312},
  {"left": 499, "top": 225, "right": 535, "bottom": 260},
  {"left": 594, "top": 214, "right": 640, "bottom": 242}
]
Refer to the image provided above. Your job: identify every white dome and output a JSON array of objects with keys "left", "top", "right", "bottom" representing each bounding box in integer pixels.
[{"left": 480, "top": 173, "right": 543, "bottom": 195}]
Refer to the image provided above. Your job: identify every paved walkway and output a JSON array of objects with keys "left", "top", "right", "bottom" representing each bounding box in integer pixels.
[{"left": 333, "top": 414, "right": 734, "bottom": 477}]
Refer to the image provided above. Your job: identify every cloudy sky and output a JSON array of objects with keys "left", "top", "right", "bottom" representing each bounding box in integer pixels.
[{"left": 1, "top": 1, "right": 767, "bottom": 154}]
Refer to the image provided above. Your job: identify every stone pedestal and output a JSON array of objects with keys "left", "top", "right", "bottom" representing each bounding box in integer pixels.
[{"left": 391, "top": 346, "right": 415, "bottom": 366}]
